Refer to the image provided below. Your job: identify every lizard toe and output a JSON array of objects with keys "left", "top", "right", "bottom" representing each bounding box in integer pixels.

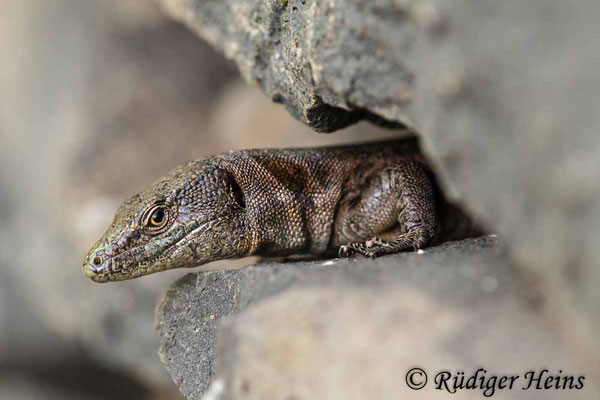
[{"left": 338, "top": 245, "right": 353, "bottom": 258}]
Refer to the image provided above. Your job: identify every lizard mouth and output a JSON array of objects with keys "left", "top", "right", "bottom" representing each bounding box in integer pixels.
[
  {"left": 82, "top": 262, "right": 143, "bottom": 282},
  {"left": 83, "top": 219, "right": 218, "bottom": 282},
  {"left": 82, "top": 247, "right": 159, "bottom": 282}
]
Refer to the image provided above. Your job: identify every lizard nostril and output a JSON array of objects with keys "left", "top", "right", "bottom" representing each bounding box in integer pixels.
[{"left": 92, "top": 255, "right": 102, "bottom": 266}]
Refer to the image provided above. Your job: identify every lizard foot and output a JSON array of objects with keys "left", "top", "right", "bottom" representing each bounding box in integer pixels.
[
  {"left": 338, "top": 240, "right": 380, "bottom": 258},
  {"left": 339, "top": 232, "right": 428, "bottom": 259}
]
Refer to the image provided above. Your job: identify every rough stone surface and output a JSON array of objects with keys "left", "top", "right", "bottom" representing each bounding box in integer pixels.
[
  {"left": 214, "top": 289, "right": 579, "bottom": 400},
  {"left": 408, "top": 2, "right": 600, "bottom": 367},
  {"left": 162, "top": 0, "right": 415, "bottom": 132},
  {"left": 156, "top": 237, "right": 598, "bottom": 399},
  {"left": 162, "top": 0, "right": 600, "bottom": 370}
]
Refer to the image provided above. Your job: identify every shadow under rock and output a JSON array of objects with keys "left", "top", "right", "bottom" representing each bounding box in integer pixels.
[{"left": 0, "top": 353, "right": 151, "bottom": 400}]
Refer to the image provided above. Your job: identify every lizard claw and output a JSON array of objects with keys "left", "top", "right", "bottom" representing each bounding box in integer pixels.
[
  {"left": 338, "top": 245, "right": 353, "bottom": 258},
  {"left": 339, "top": 242, "right": 378, "bottom": 258}
]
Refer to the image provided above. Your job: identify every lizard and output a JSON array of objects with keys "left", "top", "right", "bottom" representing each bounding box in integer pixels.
[{"left": 82, "top": 137, "right": 481, "bottom": 282}]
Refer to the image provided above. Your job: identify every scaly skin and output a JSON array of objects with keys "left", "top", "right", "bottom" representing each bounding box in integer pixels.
[{"left": 83, "top": 138, "right": 480, "bottom": 282}]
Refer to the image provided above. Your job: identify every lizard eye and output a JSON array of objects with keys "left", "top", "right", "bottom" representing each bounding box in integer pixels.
[
  {"left": 143, "top": 204, "right": 170, "bottom": 233},
  {"left": 150, "top": 208, "right": 165, "bottom": 225}
]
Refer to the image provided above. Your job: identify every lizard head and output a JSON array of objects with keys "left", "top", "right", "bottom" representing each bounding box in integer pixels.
[{"left": 82, "top": 158, "right": 249, "bottom": 282}]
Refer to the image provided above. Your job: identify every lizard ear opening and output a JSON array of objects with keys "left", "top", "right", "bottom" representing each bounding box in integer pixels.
[{"left": 229, "top": 176, "right": 245, "bottom": 209}]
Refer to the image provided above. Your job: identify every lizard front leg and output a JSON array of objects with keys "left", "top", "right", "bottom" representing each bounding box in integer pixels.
[{"left": 334, "top": 162, "right": 437, "bottom": 258}]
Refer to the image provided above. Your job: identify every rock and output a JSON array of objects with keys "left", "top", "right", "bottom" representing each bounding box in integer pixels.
[
  {"left": 161, "top": 0, "right": 415, "bottom": 132},
  {"left": 409, "top": 0, "right": 600, "bottom": 365},
  {"left": 162, "top": 0, "right": 600, "bottom": 367},
  {"left": 157, "top": 237, "right": 597, "bottom": 399},
  {"left": 213, "top": 288, "right": 580, "bottom": 400}
]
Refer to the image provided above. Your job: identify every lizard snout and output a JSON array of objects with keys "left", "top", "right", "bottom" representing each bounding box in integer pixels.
[
  {"left": 82, "top": 246, "right": 111, "bottom": 279},
  {"left": 82, "top": 252, "right": 102, "bottom": 278}
]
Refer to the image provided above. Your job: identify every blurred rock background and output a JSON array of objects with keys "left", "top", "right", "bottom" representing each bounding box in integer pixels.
[{"left": 0, "top": 0, "right": 393, "bottom": 398}]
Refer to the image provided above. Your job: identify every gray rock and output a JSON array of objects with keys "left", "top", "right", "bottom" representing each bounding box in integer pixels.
[
  {"left": 162, "top": 0, "right": 600, "bottom": 367},
  {"left": 213, "top": 287, "right": 586, "bottom": 400},
  {"left": 157, "top": 237, "right": 598, "bottom": 399},
  {"left": 408, "top": 0, "right": 600, "bottom": 363},
  {"left": 161, "top": 0, "right": 415, "bottom": 132}
]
